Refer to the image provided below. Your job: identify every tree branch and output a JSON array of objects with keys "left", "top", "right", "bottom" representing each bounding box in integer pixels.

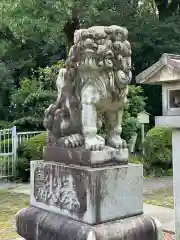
[
  {"left": 169, "top": 0, "right": 180, "bottom": 14},
  {"left": 129, "top": 0, "right": 139, "bottom": 9},
  {"left": 126, "top": 0, "right": 140, "bottom": 18},
  {"left": 63, "top": 6, "right": 80, "bottom": 47}
]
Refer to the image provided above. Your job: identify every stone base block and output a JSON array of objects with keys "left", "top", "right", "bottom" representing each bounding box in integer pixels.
[
  {"left": 16, "top": 206, "right": 163, "bottom": 240},
  {"left": 43, "top": 146, "right": 128, "bottom": 166},
  {"left": 30, "top": 161, "right": 143, "bottom": 225}
]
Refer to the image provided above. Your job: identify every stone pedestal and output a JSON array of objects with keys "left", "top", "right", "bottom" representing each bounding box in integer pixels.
[
  {"left": 16, "top": 159, "right": 163, "bottom": 239},
  {"left": 30, "top": 161, "right": 143, "bottom": 224},
  {"left": 16, "top": 207, "right": 163, "bottom": 240},
  {"left": 43, "top": 146, "right": 129, "bottom": 166}
]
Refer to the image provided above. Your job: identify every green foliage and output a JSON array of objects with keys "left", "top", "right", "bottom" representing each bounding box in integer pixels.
[
  {"left": 1, "top": 0, "right": 180, "bottom": 130},
  {"left": 0, "top": 65, "right": 13, "bottom": 121},
  {"left": 0, "top": 138, "right": 12, "bottom": 152},
  {"left": 122, "top": 85, "right": 146, "bottom": 141},
  {"left": 18, "top": 132, "right": 47, "bottom": 160},
  {"left": 10, "top": 61, "right": 64, "bottom": 130},
  {"left": 15, "top": 131, "right": 49, "bottom": 182},
  {"left": 122, "top": 115, "right": 139, "bottom": 142},
  {"left": 1, "top": 157, "right": 30, "bottom": 182},
  {"left": 99, "top": 85, "right": 146, "bottom": 142},
  {"left": 0, "top": 0, "right": 173, "bottom": 122},
  {"left": 13, "top": 117, "right": 44, "bottom": 131},
  {"left": 0, "top": 121, "right": 12, "bottom": 130},
  {"left": 129, "top": 155, "right": 143, "bottom": 164},
  {"left": 144, "top": 196, "right": 174, "bottom": 209},
  {"left": 0, "top": 0, "right": 179, "bottom": 181},
  {"left": 0, "top": 0, "right": 180, "bottom": 124},
  {"left": 22, "top": 91, "right": 57, "bottom": 118},
  {"left": 15, "top": 158, "right": 30, "bottom": 182},
  {"left": 0, "top": 0, "right": 67, "bottom": 79},
  {"left": 37, "top": 60, "right": 65, "bottom": 90},
  {"left": 131, "top": 15, "right": 180, "bottom": 118},
  {"left": 144, "top": 127, "right": 172, "bottom": 170},
  {"left": 126, "top": 86, "right": 146, "bottom": 117},
  {"left": 0, "top": 0, "right": 154, "bottom": 83},
  {"left": 10, "top": 78, "right": 38, "bottom": 119}
]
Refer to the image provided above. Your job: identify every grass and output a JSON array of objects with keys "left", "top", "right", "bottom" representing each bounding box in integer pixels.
[
  {"left": 0, "top": 190, "right": 29, "bottom": 239},
  {"left": 129, "top": 155, "right": 143, "bottom": 164},
  {"left": 144, "top": 187, "right": 174, "bottom": 209}
]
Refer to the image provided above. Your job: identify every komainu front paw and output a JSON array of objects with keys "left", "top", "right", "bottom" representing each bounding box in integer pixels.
[
  {"left": 58, "top": 134, "right": 84, "bottom": 148},
  {"left": 107, "top": 134, "right": 127, "bottom": 149},
  {"left": 85, "top": 135, "right": 105, "bottom": 151}
]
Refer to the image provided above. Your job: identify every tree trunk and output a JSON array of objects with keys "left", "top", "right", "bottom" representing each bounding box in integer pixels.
[
  {"left": 63, "top": 7, "right": 80, "bottom": 51},
  {"left": 155, "top": 0, "right": 180, "bottom": 20}
]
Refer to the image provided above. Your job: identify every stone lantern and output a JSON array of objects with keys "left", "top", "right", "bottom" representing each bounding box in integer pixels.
[{"left": 136, "top": 53, "right": 180, "bottom": 238}]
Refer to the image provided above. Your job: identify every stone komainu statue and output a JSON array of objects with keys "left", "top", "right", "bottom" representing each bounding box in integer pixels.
[{"left": 44, "top": 25, "right": 132, "bottom": 151}]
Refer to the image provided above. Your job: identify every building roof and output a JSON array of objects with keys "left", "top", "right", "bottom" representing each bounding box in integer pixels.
[{"left": 136, "top": 53, "right": 180, "bottom": 85}]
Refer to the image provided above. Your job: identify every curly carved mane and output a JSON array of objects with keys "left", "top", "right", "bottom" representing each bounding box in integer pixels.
[{"left": 66, "top": 25, "right": 132, "bottom": 101}]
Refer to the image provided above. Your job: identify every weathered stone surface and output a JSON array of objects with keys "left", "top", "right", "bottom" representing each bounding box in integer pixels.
[
  {"left": 30, "top": 161, "right": 143, "bottom": 225},
  {"left": 16, "top": 206, "right": 163, "bottom": 240},
  {"left": 136, "top": 53, "right": 180, "bottom": 117},
  {"left": 43, "top": 146, "right": 128, "bottom": 166},
  {"left": 44, "top": 25, "right": 132, "bottom": 152}
]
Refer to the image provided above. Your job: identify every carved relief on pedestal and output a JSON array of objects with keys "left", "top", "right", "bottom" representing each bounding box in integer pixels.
[{"left": 34, "top": 165, "right": 87, "bottom": 214}]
